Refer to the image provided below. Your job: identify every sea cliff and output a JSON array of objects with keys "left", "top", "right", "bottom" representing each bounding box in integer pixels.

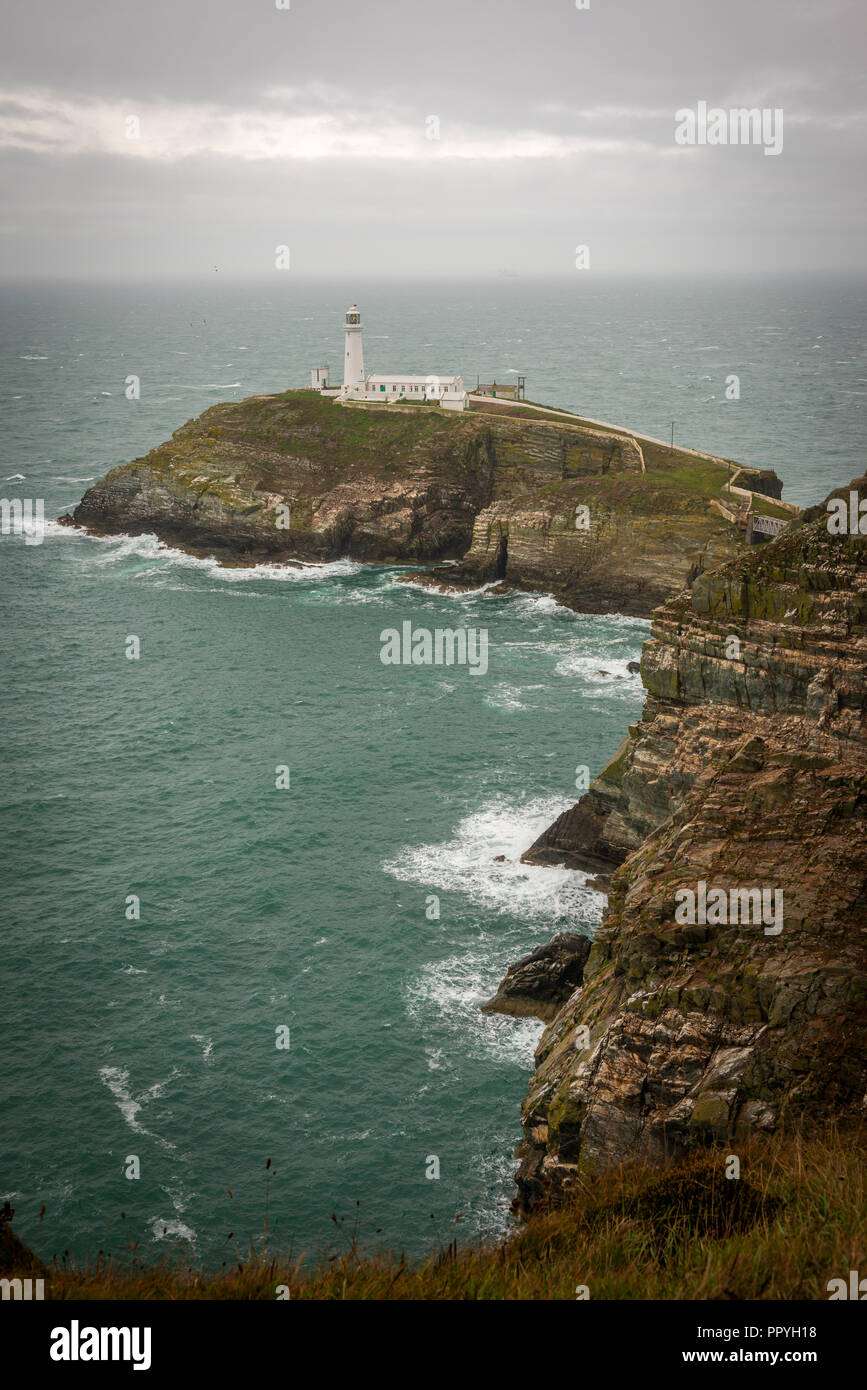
[
  {"left": 62, "top": 390, "right": 788, "bottom": 618},
  {"left": 490, "top": 481, "right": 867, "bottom": 1212}
]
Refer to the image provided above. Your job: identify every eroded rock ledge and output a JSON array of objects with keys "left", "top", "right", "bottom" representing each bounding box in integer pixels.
[
  {"left": 503, "top": 482, "right": 867, "bottom": 1213},
  {"left": 481, "top": 933, "right": 592, "bottom": 1023}
]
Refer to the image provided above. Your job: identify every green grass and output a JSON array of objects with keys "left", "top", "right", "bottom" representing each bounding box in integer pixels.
[
  {"left": 126, "top": 390, "right": 474, "bottom": 503},
  {"left": 102, "top": 388, "right": 790, "bottom": 542},
  {"left": 650, "top": 460, "right": 732, "bottom": 495},
  {"left": 9, "top": 1129, "right": 863, "bottom": 1300},
  {"left": 747, "top": 495, "right": 794, "bottom": 521}
]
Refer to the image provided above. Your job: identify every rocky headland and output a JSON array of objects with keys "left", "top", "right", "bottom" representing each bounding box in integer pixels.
[
  {"left": 61, "top": 389, "right": 789, "bottom": 618},
  {"left": 61, "top": 388, "right": 866, "bottom": 1223},
  {"left": 15, "top": 389, "right": 862, "bottom": 1291},
  {"left": 484, "top": 482, "right": 867, "bottom": 1213}
]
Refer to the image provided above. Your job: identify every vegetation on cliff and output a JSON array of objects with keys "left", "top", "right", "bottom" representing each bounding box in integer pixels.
[
  {"left": 4, "top": 1131, "right": 863, "bottom": 1300},
  {"left": 511, "top": 482, "right": 866, "bottom": 1207},
  {"left": 64, "top": 390, "right": 787, "bottom": 617}
]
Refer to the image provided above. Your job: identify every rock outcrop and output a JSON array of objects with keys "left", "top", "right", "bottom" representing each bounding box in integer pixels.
[
  {"left": 481, "top": 933, "right": 592, "bottom": 1022},
  {"left": 62, "top": 390, "right": 786, "bottom": 619},
  {"left": 507, "top": 482, "right": 867, "bottom": 1212},
  {"left": 415, "top": 487, "right": 742, "bottom": 617},
  {"left": 65, "top": 392, "right": 495, "bottom": 565}
]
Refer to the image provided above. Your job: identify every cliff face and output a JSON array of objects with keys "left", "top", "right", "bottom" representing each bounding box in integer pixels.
[
  {"left": 63, "top": 390, "right": 782, "bottom": 617},
  {"left": 423, "top": 483, "right": 738, "bottom": 617},
  {"left": 67, "top": 392, "right": 495, "bottom": 564},
  {"left": 508, "top": 485, "right": 867, "bottom": 1212}
]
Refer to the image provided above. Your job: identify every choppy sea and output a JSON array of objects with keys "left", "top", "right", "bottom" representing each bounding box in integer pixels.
[{"left": 1, "top": 276, "right": 863, "bottom": 1265}]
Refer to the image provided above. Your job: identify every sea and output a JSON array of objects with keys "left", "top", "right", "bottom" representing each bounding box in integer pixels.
[{"left": 1, "top": 276, "right": 865, "bottom": 1269}]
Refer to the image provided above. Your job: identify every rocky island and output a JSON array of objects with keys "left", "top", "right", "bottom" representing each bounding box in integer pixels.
[{"left": 62, "top": 389, "right": 791, "bottom": 618}]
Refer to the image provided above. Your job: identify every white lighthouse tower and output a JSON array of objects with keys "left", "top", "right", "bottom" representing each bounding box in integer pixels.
[
  {"left": 343, "top": 303, "right": 365, "bottom": 388},
  {"left": 309, "top": 302, "right": 467, "bottom": 409}
]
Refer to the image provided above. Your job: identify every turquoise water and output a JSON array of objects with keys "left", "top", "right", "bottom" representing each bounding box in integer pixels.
[{"left": 1, "top": 278, "right": 864, "bottom": 1267}]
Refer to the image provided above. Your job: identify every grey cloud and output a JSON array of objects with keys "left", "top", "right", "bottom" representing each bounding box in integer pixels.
[{"left": 0, "top": 0, "right": 864, "bottom": 279}]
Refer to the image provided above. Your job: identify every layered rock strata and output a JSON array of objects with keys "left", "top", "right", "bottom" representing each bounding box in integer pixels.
[
  {"left": 63, "top": 390, "right": 784, "bottom": 619},
  {"left": 506, "top": 484, "right": 867, "bottom": 1212},
  {"left": 481, "top": 934, "right": 592, "bottom": 1022}
]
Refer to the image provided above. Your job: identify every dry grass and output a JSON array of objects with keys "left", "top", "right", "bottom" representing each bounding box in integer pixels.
[{"left": 9, "top": 1128, "right": 864, "bottom": 1301}]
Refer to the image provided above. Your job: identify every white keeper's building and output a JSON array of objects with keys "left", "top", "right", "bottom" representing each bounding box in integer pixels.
[{"left": 310, "top": 304, "right": 468, "bottom": 411}]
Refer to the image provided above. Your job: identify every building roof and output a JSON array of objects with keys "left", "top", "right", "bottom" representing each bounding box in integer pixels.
[{"left": 366, "top": 374, "right": 462, "bottom": 385}]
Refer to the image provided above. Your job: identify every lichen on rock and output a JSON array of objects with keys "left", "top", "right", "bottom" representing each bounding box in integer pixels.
[{"left": 504, "top": 481, "right": 867, "bottom": 1213}]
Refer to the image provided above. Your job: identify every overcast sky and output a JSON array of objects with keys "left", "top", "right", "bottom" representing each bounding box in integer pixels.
[{"left": 1, "top": 0, "right": 864, "bottom": 279}]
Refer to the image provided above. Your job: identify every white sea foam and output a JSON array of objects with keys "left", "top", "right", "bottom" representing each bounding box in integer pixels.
[
  {"left": 98, "top": 1065, "right": 178, "bottom": 1150},
  {"left": 42, "top": 518, "right": 94, "bottom": 540},
  {"left": 462, "top": 1133, "right": 526, "bottom": 1239},
  {"left": 303, "top": 578, "right": 397, "bottom": 606},
  {"left": 193, "top": 555, "right": 361, "bottom": 584},
  {"left": 383, "top": 795, "right": 604, "bottom": 924},
  {"left": 484, "top": 682, "right": 531, "bottom": 711},
  {"left": 168, "top": 381, "right": 242, "bottom": 390},
  {"left": 140, "top": 1069, "right": 181, "bottom": 1101},
  {"left": 162, "top": 1183, "right": 194, "bottom": 1214},
  {"left": 150, "top": 1217, "right": 197, "bottom": 1244},
  {"left": 191, "top": 1033, "right": 215, "bottom": 1062},
  {"left": 507, "top": 592, "right": 575, "bottom": 618},
  {"left": 396, "top": 796, "right": 590, "bottom": 1078},
  {"left": 99, "top": 1066, "right": 152, "bottom": 1139},
  {"left": 62, "top": 526, "right": 363, "bottom": 583},
  {"left": 396, "top": 577, "right": 503, "bottom": 601},
  {"left": 553, "top": 653, "right": 642, "bottom": 688},
  {"left": 405, "top": 942, "right": 545, "bottom": 1067}
]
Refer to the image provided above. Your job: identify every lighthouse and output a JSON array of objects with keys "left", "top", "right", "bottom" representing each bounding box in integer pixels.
[
  {"left": 343, "top": 303, "right": 365, "bottom": 388},
  {"left": 309, "top": 302, "right": 467, "bottom": 410}
]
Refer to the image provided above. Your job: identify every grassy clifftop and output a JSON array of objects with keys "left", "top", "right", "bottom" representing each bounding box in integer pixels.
[
  {"left": 65, "top": 389, "right": 789, "bottom": 616},
  {"left": 4, "top": 1132, "right": 862, "bottom": 1300}
]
